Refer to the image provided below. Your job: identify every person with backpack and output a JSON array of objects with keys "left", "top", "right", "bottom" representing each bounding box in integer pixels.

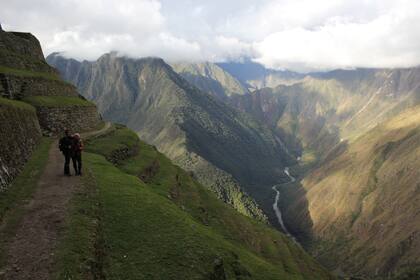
[
  {"left": 71, "top": 133, "right": 83, "bottom": 176},
  {"left": 59, "top": 129, "right": 74, "bottom": 176}
]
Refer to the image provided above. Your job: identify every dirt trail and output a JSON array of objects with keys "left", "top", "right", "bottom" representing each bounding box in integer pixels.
[{"left": 1, "top": 123, "right": 111, "bottom": 280}]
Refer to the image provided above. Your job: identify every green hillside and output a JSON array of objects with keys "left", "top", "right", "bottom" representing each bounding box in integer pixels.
[
  {"left": 54, "top": 125, "right": 333, "bottom": 279},
  {"left": 0, "top": 28, "right": 334, "bottom": 280},
  {"left": 47, "top": 53, "right": 294, "bottom": 222}
]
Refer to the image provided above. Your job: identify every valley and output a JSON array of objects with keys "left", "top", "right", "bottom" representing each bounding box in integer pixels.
[
  {"left": 2, "top": 1, "right": 420, "bottom": 279},
  {"left": 272, "top": 167, "right": 297, "bottom": 243},
  {"left": 48, "top": 54, "right": 420, "bottom": 280},
  {"left": 0, "top": 27, "right": 335, "bottom": 280}
]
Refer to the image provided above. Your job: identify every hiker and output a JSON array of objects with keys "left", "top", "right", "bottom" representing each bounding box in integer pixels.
[
  {"left": 59, "top": 129, "right": 73, "bottom": 176},
  {"left": 71, "top": 133, "right": 83, "bottom": 176}
]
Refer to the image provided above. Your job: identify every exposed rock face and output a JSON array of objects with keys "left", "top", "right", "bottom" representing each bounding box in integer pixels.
[
  {"left": 0, "top": 99, "right": 41, "bottom": 190},
  {"left": 170, "top": 62, "right": 249, "bottom": 100}
]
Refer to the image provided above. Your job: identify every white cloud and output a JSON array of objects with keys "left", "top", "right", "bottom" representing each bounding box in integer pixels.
[
  {"left": 1, "top": 0, "right": 420, "bottom": 71},
  {"left": 254, "top": 3, "right": 420, "bottom": 71}
]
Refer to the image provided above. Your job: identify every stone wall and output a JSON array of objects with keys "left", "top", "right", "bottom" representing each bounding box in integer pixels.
[
  {"left": 0, "top": 99, "right": 42, "bottom": 191},
  {"left": 35, "top": 105, "right": 102, "bottom": 135},
  {"left": 0, "top": 30, "right": 54, "bottom": 73},
  {"left": 0, "top": 73, "right": 78, "bottom": 99}
]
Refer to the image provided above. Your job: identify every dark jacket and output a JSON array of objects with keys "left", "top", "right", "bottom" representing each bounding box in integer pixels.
[
  {"left": 59, "top": 136, "right": 74, "bottom": 154},
  {"left": 71, "top": 138, "right": 83, "bottom": 156}
]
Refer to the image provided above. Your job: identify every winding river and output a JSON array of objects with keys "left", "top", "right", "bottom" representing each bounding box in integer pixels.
[{"left": 272, "top": 167, "right": 298, "bottom": 243}]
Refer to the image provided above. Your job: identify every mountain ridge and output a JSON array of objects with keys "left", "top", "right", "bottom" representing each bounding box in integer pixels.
[
  {"left": 1, "top": 28, "right": 334, "bottom": 280},
  {"left": 47, "top": 52, "right": 295, "bottom": 222}
]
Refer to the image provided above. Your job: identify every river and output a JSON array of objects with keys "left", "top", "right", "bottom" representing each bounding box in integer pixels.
[{"left": 272, "top": 167, "right": 298, "bottom": 243}]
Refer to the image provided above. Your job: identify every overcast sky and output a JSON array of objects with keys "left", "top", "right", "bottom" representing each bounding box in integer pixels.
[{"left": 1, "top": 0, "right": 420, "bottom": 72}]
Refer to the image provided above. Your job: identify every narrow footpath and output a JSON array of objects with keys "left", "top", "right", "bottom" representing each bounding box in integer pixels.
[{"left": 1, "top": 123, "right": 111, "bottom": 280}]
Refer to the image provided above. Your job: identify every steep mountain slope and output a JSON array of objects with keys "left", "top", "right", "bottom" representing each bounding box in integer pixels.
[
  {"left": 170, "top": 62, "right": 249, "bottom": 99},
  {"left": 226, "top": 66, "right": 420, "bottom": 278},
  {"left": 47, "top": 53, "right": 294, "bottom": 221},
  {"left": 56, "top": 124, "right": 334, "bottom": 279},
  {"left": 280, "top": 106, "right": 420, "bottom": 279},
  {"left": 1, "top": 28, "right": 334, "bottom": 280},
  {"left": 230, "top": 68, "right": 420, "bottom": 159}
]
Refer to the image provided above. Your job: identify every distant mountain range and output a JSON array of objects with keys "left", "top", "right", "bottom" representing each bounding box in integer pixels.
[
  {"left": 217, "top": 59, "right": 307, "bottom": 89},
  {"left": 48, "top": 53, "right": 420, "bottom": 279},
  {"left": 47, "top": 52, "right": 294, "bottom": 222},
  {"left": 1, "top": 28, "right": 336, "bottom": 279},
  {"left": 170, "top": 61, "right": 249, "bottom": 99}
]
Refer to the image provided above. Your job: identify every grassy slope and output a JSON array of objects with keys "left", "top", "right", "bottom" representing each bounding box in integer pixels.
[
  {"left": 0, "top": 138, "right": 52, "bottom": 267},
  {"left": 23, "top": 96, "right": 95, "bottom": 107},
  {"left": 0, "top": 96, "right": 37, "bottom": 111},
  {"left": 0, "top": 65, "right": 61, "bottom": 81},
  {"left": 54, "top": 126, "right": 333, "bottom": 279}
]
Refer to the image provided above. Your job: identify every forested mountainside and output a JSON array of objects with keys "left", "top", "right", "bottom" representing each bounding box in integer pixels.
[{"left": 47, "top": 53, "right": 294, "bottom": 221}]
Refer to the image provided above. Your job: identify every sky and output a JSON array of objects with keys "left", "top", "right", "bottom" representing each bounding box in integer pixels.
[{"left": 1, "top": 0, "right": 420, "bottom": 72}]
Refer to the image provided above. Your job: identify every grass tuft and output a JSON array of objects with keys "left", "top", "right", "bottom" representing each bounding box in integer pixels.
[
  {"left": 0, "top": 96, "right": 36, "bottom": 112},
  {"left": 0, "top": 66, "right": 60, "bottom": 81}
]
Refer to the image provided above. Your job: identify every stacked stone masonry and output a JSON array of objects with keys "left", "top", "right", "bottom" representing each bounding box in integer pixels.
[
  {"left": 0, "top": 102, "right": 42, "bottom": 191},
  {"left": 35, "top": 105, "right": 102, "bottom": 135},
  {"left": 0, "top": 73, "right": 78, "bottom": 99},
  {"left": 0, "top": 28, "right": 102, "bottom": 190}
]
